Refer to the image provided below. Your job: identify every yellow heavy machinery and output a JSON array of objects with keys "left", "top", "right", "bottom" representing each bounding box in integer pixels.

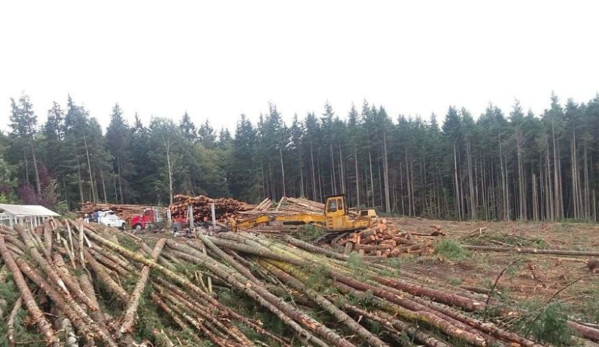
[{"left": 229, "top": 194, "right": 378, "bottom": 233}]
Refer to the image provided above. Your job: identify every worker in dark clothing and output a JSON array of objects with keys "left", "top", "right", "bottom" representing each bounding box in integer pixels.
[{"left": 201, "top": 216, "right": 210, "bottom": 229}]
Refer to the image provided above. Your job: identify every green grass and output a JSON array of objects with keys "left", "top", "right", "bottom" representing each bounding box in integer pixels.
[
  {"left": 434, "top": 239, "right": 472, "bottom": 261},
  {"left": 464, "top": 233, "right": 548, "bottom": 248},
  {"left": 447, "top": 277, "right": 463, "bottom": 286},
  {"left": 579, "top": 280, "right": 599, "bottom": 324}
]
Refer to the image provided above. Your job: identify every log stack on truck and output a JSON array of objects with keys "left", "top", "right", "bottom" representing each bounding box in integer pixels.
[{"left": 168, "top": 194, "right": 252, "bottom": 224}]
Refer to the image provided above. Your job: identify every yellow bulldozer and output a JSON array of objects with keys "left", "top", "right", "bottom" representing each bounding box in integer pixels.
[{"left": 228, "top": 194, "right": 378, "bottom": 234}]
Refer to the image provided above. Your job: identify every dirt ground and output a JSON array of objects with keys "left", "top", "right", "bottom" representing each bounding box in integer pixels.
[{"left": 387, "top": 217, "right": 599, "bottom": 323}]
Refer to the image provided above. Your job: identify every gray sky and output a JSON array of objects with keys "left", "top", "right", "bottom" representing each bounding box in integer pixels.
[{"left": 1, "top": 0, "right": 598, "bottom": 133}]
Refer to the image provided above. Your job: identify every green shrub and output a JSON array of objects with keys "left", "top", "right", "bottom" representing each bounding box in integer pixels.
[
  {"left": 515, "top": 300, "right": 575, "bottom": 346},
  {"left": 434, "top": 239, "right": 471, "bottom": 261}
]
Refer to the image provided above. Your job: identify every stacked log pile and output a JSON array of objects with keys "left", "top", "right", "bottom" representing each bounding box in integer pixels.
[
  {"left": 242, "top": 196, "right": 325, "bottom": 216},
  {"left": 169, "top": 194, "right": 252, "bottom": 222},
  {"left": 3, "top": 220, "right": 595, "bottom": 346},
  {"left": 335, "top": 219, "right": 439, "bottom": 257},
  {"left": 80, "top": 202, "right": 153, "bottom": 221}
]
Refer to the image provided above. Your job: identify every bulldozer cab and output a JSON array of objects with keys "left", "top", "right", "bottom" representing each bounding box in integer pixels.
[{"left": 325, "top": 195, "right": 347, "bottom": 218}]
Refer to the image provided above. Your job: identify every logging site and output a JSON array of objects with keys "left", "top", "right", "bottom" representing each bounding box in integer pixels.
[
  {"left": 1, "top": 194, "right": 599, "bottom": 347},
  {"left": 3, "top": 1, "right": 599, "bottom": 346}
]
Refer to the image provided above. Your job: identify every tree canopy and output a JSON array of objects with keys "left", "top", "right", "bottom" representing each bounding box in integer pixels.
[{"left": 3, "top": 93, "right": 599, "bottom": 222}]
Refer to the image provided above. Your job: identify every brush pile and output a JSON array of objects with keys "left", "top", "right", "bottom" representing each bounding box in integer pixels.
[
  {"left": 334, "top": 219, "right": 438, "bottom": 257},
  {"left": 169, "top": 194, "right": 252, "bottom": 222},
  {"left": 2, "top": 219, "right": 597, "bottom": 347}
]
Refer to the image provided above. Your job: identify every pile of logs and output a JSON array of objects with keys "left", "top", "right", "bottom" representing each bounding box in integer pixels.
[
  {"left": 335, "top": 219, "right": 438, "bottom": 257},
  {"left": 169, "top": 194, "right": 252, "bottom": 222},
  {"left": 242, "top": 196, "right": 326, "bottom": 216},
  {"left": 79, "top": 202, "right": 153, "bottom": 221},
  {"left": 1, "top": 220, "right": 598, "bottom": 346}
]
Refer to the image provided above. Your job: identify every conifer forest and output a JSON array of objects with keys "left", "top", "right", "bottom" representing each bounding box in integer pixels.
[{"left": 2, "top": 93, "right": 599, "bottom": 222}]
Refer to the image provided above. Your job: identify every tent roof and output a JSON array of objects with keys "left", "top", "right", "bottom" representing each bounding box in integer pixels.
[{"left": 0, "top": 204, "right": 60, "bottom": 217}]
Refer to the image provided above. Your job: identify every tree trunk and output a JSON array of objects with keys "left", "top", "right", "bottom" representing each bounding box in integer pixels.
[
  {"left": 532, "top": 172, "right": 539, "bottom": 221},
  {"left": 310, "top": 142, "right": 316, "bottom": 201},
  {"left": 368, "top": 150, "right": 375, "bottom": 207},
  {"left": 279, "top": 146, "right": 286, "bottom": 197},
  {"left": 76, "top": 155, "right": 84, "bottom": 203},
  {"left": 299, "top": 152, "right": 304, "bottom": 198},
  {"left": 100, "top": 170, "right": 108, "bottom": 203},
  {"left": 453, "top": 141, "right": 461, "bottom": 220},
  {"left": 83, "top": 134, "right": 96, "bottom": 203},
  {"left": 516, "top": 129, "right": 526, "bottom": 220},
  {"left": 383, "top": 133, "right": 391, "bottom": 213},
  {"left": 23, "top": 152, "right": 30, "bottom": 184},
  {"left": 463, "top": 245, "right": 599, "bottom": 257},
  {"left": 117, "top": 156, "right": 124, "bottom": 204},
  {"left": 339, "top": 145, "right": 345, "bottom": 195},
  {"left": 164, "top": 137, "right": 174, "bottom": 206},
  {"left": 31, "top": 143, "right": 42, "bottom": 197},
  {"left": 466, "top": 141, "right": 475, "bottom": 220},
  {"left": 584, "top": 142, "right": 590, "bottom": 219},
  {"left": 405, "top": 150, "right": 412, "bottom": 216},
  {"left": 330, "top": 144, "right": 336, "bottom": 195},
  {"left": 545, "top": 146, "right": 554, "bottom": 221},
  {"left": 113, "top": 174, "right": 119, "bottom": 204},
  {"left": 354, "top": 147, "right": 360, "bottom": 207},
  {"left": 552, "top": 120, "right": 560, "bottom": 219}
]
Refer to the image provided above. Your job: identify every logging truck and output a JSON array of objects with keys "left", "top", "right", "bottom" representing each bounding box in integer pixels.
[
  {"left": 130, "top": 208, "right": 164, "bottom": 231},
  {"left": 229, "top": 194, "right": 378, "bottom": 233}
]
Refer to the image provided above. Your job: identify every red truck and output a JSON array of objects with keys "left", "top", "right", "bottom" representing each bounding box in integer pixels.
[{"left": 130, "top": 208, "right": 163, "bottom": 231}]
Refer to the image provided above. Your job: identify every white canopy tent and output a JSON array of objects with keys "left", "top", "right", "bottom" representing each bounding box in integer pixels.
[{"left": 0, "top": 204, "right": 60, "bottom": 228}]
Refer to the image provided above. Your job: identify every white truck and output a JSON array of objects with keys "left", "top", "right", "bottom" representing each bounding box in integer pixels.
[{"left": 97, "top": 211, "right": 127, "bottom": 230}]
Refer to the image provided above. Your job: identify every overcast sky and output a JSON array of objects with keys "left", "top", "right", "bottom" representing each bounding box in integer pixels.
[{"left": 1, "top": 1, "right": 598, "bottom": 133}]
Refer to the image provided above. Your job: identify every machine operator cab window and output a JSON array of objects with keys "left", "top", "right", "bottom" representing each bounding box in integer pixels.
[
  {"left": 327, "top": 199, "right": 337, "bottom": 212},
  {"left": 326, "top": 196, "right": 345, "bottom": 217}
]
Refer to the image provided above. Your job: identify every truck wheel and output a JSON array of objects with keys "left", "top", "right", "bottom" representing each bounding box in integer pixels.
[{"left": 134, "top": 224, "right": 142, "bottom": 231}]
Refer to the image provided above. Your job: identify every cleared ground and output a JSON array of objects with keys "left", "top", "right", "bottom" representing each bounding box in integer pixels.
[{"left": 387, "top": 217, "right": 599, "bottom": 325}]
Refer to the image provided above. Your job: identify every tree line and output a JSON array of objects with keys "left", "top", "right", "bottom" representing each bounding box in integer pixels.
[{"left": 1, "top": 93, "right": 599, "bottom": 222}]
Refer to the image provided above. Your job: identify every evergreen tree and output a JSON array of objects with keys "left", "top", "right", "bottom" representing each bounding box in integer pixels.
[
  {"left": 106, "top": 104, "right": 133, "bottom": 203},
  {"left": 228, "top": 115, "right": 257, "bottom": 202},
  {"left": 179, "top": 112, "right": 197, "bottom": 143}
]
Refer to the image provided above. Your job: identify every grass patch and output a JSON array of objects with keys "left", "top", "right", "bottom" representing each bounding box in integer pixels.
[
  {"left": 434, "top": 239, "right": 472, "bottom": 261},
  {"left": 447, "top": 277, "right": 463, "bottom": 286},
  {"left": 579, "top": 280, "right": 599, "bottom": 323},
  {"left": 464, "top": 233, "right": 548, "bottom": 248},
  {"left": 347, "top": 252, "right": 365, "bottom": 271}
]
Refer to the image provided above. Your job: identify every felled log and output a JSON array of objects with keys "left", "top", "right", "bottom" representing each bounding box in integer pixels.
[{"left": 463, "top": 245, "right": 599, "bottom": 257}]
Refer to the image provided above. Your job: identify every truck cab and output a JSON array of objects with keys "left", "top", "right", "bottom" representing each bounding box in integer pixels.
[
  {"left": 97, "top": 211, "right": 127, "bottom": 230},
  {"left": 131, "top": 208, "right": 163, "bottom": 231}
]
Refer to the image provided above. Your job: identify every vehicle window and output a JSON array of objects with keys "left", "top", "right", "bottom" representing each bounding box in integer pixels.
[
  {"left": 337, "top": 198, "right": 343, "bottom": 211},
  {"left": 144, "top": 210, "right": 150, "bottom": 216},
  {"left": 327, "top": 199, "right": 337, "bottom": 211}
]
